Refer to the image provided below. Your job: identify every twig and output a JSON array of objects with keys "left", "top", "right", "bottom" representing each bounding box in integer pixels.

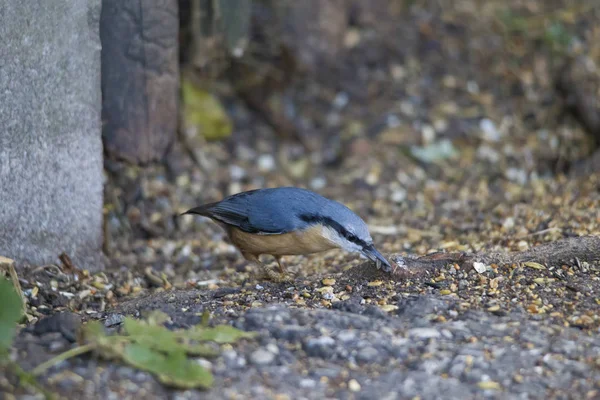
[
  {"left": 358, "top": 236, "right": 600, "bottom": 280},
  {"left": 514, "top": 227, "right": 562, "bottom": 239},
  {"left": 31, "top": 343, "right": 95, "bottom": 377},
  {"left": 59, "top": 252, "right": 86, "bottom": 281},
  {"left": 5, "top": 361, "right": 58, "bottom": 400},
  {"left": 30, "top": 264, "right": 63, "bottom": 276},
  {"left": 58, "top": 253, "right": 75, "bottom": 273}
]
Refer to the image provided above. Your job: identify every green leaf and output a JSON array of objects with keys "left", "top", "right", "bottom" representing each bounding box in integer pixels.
[
  {"left": 141, "top": 310, "right": 171, "bottom": 326},
  {"left": 185, "top": 325, "right": 257, "bottom": 344},
  {"left": 124, "top": 318, "right": 183, "bottom": 354},
  {"left": 498, "top": 9, "right": 528, "bottom": 33},
  {"left": 544, "top": 21, "right": 572, "bottom": 50},
  {"left": 83, "top": 320, "right": 106, "bottom": 338},
  {"left": 81, "top": 321, "right": 127, "bottom": 359},
  {"left": 183, "top": 343, "right": 220, "bottom": 357},
  {"left": 123, "top": 343, "right": 213, "bottom": 389},
  {"left": 0, "top": 277, "right": 25, "bottom": 353},
  {"left": 124, "top": 318, "right": 218, "bottom": 357}
]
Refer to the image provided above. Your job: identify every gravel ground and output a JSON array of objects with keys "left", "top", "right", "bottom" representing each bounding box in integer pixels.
[{"left": 7, "top": 260, "right": 600, "bottom": 399}]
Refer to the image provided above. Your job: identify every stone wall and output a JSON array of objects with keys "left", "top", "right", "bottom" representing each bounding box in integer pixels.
[{"left": 0, "top": 1, "right": 104, "bottom": 270}]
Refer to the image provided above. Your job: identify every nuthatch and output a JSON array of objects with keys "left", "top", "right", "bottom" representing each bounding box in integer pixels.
[{"left": 183, "top": 187, "right": 392, "bottom": 278}]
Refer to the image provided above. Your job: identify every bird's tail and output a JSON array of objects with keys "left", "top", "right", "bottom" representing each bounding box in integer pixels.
[{"left": 180, "top": 202, "right": 219, "bottom": 217}]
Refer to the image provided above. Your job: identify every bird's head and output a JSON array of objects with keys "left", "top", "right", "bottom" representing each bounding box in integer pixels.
[{"left": 299, "top": 210, "right": 392, "bottom": 272}]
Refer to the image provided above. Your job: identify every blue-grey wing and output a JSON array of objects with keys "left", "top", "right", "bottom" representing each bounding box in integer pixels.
[
  {"left": 191, "top": 187, "right": 327, "bottom": 234},
  {"left": 247, "top": 187, "right": 332, "bottom": 234}
]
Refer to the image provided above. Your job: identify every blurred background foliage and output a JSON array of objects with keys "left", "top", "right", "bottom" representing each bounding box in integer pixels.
[{"left": 176, "top": 0, "right": 600, "bottom": 176}]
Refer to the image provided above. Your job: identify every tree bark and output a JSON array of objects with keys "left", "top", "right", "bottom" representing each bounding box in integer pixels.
[{"left": 100, "top": 0, "right": 179, "bottom": 164}]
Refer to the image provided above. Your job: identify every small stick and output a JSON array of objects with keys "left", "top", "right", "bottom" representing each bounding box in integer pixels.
[{"left": 31, "top": 343, "right": 95, "bottom": 376}]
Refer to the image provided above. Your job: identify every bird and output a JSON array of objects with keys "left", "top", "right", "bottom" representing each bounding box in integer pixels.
[{"left": 182, "top": 187, "right": 393, "bottom": 281}]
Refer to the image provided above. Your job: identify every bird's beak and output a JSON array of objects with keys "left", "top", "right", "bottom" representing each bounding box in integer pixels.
[{"left": 361, "top": 245, "right": 392, "bottom": 272}]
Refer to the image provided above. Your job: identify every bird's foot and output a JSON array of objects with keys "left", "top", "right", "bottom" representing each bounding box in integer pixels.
[{"left": 257, "top": 265, "right": 294, "bottom": 283}]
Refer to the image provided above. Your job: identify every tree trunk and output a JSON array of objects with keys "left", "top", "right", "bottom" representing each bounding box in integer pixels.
[{"left": 100, "top": 0, "right": 179, "bottom": 164}]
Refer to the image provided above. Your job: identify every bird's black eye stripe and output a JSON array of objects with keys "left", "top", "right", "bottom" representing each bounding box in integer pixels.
[{"left": 300, "top": 214, "right": 366, "bottom": 247}]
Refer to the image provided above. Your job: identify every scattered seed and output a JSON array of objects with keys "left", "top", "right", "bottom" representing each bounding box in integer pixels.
[
  {"left": 478, "top": 381, "right": 501, "bottom": 390},
  {"left": 523, "top": 262, "right": 546, "bottom": 270}
]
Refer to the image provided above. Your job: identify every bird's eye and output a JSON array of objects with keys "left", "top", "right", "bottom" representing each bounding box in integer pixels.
[{"left": 345, "top": 232, "right": 360, "bottom": 244}]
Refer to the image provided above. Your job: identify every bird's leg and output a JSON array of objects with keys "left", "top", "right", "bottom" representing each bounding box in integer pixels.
[
  {"left": 275, "top": 256, "right": 285, "bottom": 274},
  {"left": 272, "top": 256, "right": 295, "bottom": 282},
  {"left": 242, "top": 252, "right": 290, "bottom": 283}
]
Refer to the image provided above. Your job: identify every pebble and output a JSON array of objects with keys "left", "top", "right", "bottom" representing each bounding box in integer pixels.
[
  {"left": 322, "top": 278, "right": 336, "bottom": 286},
  {"left": 322, "top": 292, "right": 334, "bottom": 300},
  {"left": 333, "top": 92, "right": 349, "bottom": 109},
  {"left": 421, "top": 124, "right": 436, "bottom": 144},
  {"left": 317, "top": 286, "right": 334, "bottom": 297},
  {"left": 391, "top": 188, "right": 407, "bottom": 203},
  {"left": 266, "top": 343, "right": 280, "bottom": 355},
  {"left": 257, "top": 154, "right": 276, "bottom": 172},
  {"left": 391, "top": 64, "right": 406, "bottom": 80},
  {"left": 505, "top": 167, "right": 527, "bottom": 185},
  {"left": 49, "top": 340, "right": 69, "bottom": 353},
  {"left": 400, "top": 101, "right": 415, "bottom": 116},
  {"left": 299, "top": 378, "right": 317, "bottom": 389},
  {"left": 337, "top": 330, "right": 357, "bottom": 343},
  {"left": 477, "top": 145, "right": 500, "bottom": 163},
  {"left": 386, "top": 114, "right": 401, "bottom": 128},
  {"left": 473, "top": 262, "right": 488, "bottom": 273},
  {"left": 408, "top": 328, "right": 441, "bottom": 339},
  {"left": 502, "top": 217, "right": 515, "bottom": 230},
  {"left": 356, "top": 346, "right": 380, "bottom": 363},
  {"left": 229, "top": 165, "right": 246, "bottom": 180},
  {"left": 348, "top": 379, "right": 361, "bottom": 392},
  {"left": 467, "top": 80, "right": 480, "bottom": 93},
  {"left": 223, "top": 350, "right": 247, "bottom": 369},
  {"left": 104, "top": 313, "right": 125, "bottom": 327},
  {"left": 196, "top": 359, "right": 213, "bottom": 370},
  {"left": 310, "top": 177, "right": 327, "bottom": 190},
  {"left": 250, "top": 348, "right": 276, "bottom": 365},
  {"left": 305, "top": 336, "right": 336, "bottom": 358},
  {"left": 479, "top": 118, "right": 501, "bottom": 142}
]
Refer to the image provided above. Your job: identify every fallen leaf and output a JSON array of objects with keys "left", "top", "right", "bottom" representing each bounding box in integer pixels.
[{"left": 181, "top": 77, "right": 232, "bottom": 141}]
